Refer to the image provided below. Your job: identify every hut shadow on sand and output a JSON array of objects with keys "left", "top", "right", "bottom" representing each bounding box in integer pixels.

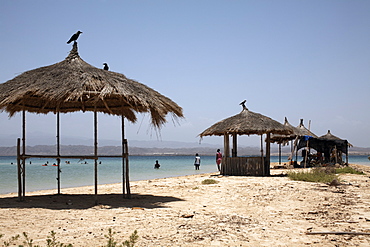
[{"left": 0, "top": 193, "right": 184, "bottom": 210}]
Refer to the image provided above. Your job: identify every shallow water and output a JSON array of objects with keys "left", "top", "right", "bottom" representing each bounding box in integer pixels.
[{"left": 0, "top": 155, "right": 368, "bottom": 194}]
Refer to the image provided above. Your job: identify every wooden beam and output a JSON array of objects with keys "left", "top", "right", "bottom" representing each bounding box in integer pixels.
[
  {"left": 94, "top": 109, "right": 98, "bottom": 205},
  {"left": 266, "top": 133, "right": 271, "bottom": 176},
  {"left": 122, "top": 115, "right": 126, "bottom": 198},
  {"left": 56, "top": 112, "right": 61, "bottom": 194},
  {"left": 260, "top": 134, "right": 264, "bottom": 175},
  {"left": 125, "top": 139, "right": 131, "bottom": 198},
  {"left": 17, "top": 138, "right": 22, "bottom": 201},
  {"left": 223, "top": 134, "right": 230, "bottom": 158},
  {"left": 22, "top": 110, "right": 26, "bottom": 199},
  {"left": 306, "top": 232, "right": 370, "bottom": 235},
  {"left": 21, "top": 154, "right": 126, "bottom": 159},
  {"left": 232, "top": 133, "right": 237, "bottom": 157}
]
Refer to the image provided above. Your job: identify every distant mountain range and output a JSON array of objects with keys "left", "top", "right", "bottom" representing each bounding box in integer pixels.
[{"left": 0, "top": 142, "right": 369, "bottom": 156}]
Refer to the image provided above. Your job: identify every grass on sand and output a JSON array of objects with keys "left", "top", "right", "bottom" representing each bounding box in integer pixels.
[{"left": 287, "top": 166, "right": 365, "bottom": 183}]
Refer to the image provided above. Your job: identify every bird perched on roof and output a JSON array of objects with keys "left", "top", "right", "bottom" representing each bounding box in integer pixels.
[
  {"left": 103, "top": 63, "right": 109, "bottom": 71},
  {"left": 239, "top": 100, "right": 247, "bottom": 110},
  {"left": 67, "top": 31, "right": 83, "bottom": 44}
]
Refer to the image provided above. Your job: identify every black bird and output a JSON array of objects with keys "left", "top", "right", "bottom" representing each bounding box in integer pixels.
[
  {"left": 239, "top": 100, "right": 247, "bottom": 110},
  {"left": 67, "top": 31, "right": 83, "bottom": 44},
  {"left": 103, "top": 63, "right": 109, "bottom": 71}
]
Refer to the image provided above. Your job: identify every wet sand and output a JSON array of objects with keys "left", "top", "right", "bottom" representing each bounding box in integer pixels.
[{"left": 0, "top": 164, "right": 369, "bottom": 246}]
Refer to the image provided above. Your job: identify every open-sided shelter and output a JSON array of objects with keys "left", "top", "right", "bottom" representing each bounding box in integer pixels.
[
  {"left": 199, "top": 101, "right": 292, "bottom": 176},
  {"left": 269, "top": 117, "right": 304, "bottom": 164},
  {"left": 0, "top": 41, "right": 183, "bottom": 202},
  {"left": 297, "top": 130, "right": 351, "bottom": 164},
  {"left": 270, "top": 117, "right": 301, "bottom": 144}
]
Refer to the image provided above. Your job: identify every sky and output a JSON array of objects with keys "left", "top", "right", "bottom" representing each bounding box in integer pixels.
[{"left": 0, "top": 1, "right": 369, "bottom": 148}]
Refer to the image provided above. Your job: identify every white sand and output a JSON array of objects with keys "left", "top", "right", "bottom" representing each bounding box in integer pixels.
[{"left": 0, "top": 164, "right": 369, "bottom": 246}]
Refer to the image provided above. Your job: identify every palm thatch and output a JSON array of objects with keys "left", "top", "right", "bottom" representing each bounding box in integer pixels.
[
  {"left": 319, "top": 130, "right": 353, "bottom": 147},
  {"left": 296, "top": 119, "right": 317, "bottom": 138},
  {"left": 270, "top": 117, "right": 310, "bottom": 144},
  {"left": 199, "top": 105, "right": 292, "bottom": 137},
  {"left": 0, "top": 42, "right": 183, "bottom": 128}
]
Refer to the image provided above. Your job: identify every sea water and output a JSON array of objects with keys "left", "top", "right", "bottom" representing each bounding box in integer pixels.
[{"left": 0, "top": 155, "right": 369, "bottom": 194}]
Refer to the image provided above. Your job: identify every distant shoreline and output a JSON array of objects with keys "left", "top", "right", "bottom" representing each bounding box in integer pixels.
[{"left": 0, "top": 144, "right": 369, "bottom": 156}]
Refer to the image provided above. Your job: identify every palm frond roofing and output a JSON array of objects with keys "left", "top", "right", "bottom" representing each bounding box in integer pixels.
[
  {"left": 199, "top": 106, "right": 293, "bottom": 137},
  {"left": 270, "top": 117, "right": 311, "bottom": 144},
  {"left": 0, "top": 42, "right": 183, "bottom": 128}
]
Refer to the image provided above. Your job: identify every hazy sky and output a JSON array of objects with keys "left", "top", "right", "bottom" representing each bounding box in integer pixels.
[{"left": 0, "top": 1, "right": 369, "bottom": 147}]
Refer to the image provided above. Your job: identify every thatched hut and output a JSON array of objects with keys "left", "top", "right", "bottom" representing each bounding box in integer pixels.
[
  {"left": 0, "top": 42, "right": 183, "bottom": 202},
  {"left": 199, "top": 101, "right": 292, "bottom": 176},
  {"left": 269, "top": 117, "right": 302, "bottom": 164},
  {"left": 270, "top": 117, "right": 306, "bottom": 144},
  {"left": 297, "top": 130, "right": 351, "bottom": 164},
  {"left": 270, "top": 118, "right": 318, "bottom": 165}
]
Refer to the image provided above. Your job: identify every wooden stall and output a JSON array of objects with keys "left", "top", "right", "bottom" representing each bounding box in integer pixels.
[{"left": 221, "top": 156, "right": 268, "bottom": 176}]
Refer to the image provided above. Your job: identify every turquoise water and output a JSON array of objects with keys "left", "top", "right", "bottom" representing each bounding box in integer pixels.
[{"left": 0, "top": 155, "right": 369, "bottom": 194}]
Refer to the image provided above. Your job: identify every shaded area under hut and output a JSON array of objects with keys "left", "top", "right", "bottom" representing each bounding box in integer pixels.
[
  {"left": 0, "top": 41, "right": 183, "bottom": 203},
  {"left": 296, "top": 130, "right": 352, "bottom": 166},
  {"left": 199, "top": 101, "right": 292, "bottom": 176}
]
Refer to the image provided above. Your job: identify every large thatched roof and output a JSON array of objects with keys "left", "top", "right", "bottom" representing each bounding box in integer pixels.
[
  {"left": 0, "top": 42, "right": 183, "bottom": 128},
  {"left": 199, "top": 104, "right": 292, "bottom": 137}
]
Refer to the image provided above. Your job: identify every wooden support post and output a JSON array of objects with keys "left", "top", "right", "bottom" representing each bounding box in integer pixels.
[
  {"left": 94, "top": 110, "right": 98, "bottom": 205},
  {"left": 304, "top": 140, "right": 309, "bottom": 168},
  {"left": 224, "top": 134, "right": 230, "bottom": 158},
  {"left": 279, "top": 143, "right": 281, "bottom": 165},
  {"left": 260, "top": 135, "right": 264, "bottom": 175},
  {"left": 232, "top": 133, "right": 237, "bottom": 157},
  {"left": 56, "top": 112, "right": 61, "bottom": 194},
  {"left": 125, "top": 139, "right": 131, "bottom": 198},
  {"left": 266, "top": 133, "right": 271, "bottom": 176},
  {"left": 121, "top": 116, "right": 126, "bottom": 198},
  {"left": 17, "top": 138, "right": 22, "bottom": 201},
  {"left": 22, "top": 110, "right": 26, "bottom": 199}
]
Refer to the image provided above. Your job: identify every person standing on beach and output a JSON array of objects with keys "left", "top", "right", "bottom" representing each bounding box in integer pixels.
[
  {"left": 216, "top": 149, "right": 222, "bottom": 172},
  {"left": 194, "top": 153, "right": 201, "bottom": 170}
]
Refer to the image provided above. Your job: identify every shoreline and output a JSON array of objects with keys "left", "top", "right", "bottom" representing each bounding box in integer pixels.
[
  {"left": 1, "top": 162, "right": 369, "bottom": 198},
  {"left": 0, "top": 163, "right": 369, "bottom": 246},
  {"left": 0, "top": 171, "right": 220, "bottom": 198}
]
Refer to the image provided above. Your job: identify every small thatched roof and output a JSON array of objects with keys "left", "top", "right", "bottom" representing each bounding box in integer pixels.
[
  {"left": 319, "top": 130, "right": 353, "bottom": 147},
  {"left": 0, "top": 42, "right": 183, "bottom": 128},
  {"left": 199, "top": 104, "right": 292, "bottom": 137},
  {"left": 270, "top": 117, "right": 313, "bottom": 144},
  {"left": 296, "top": 119, "right": 317, "bottom": 138},
  {"left": 319, "top": 130, "right": 343, "bottom": 141}
]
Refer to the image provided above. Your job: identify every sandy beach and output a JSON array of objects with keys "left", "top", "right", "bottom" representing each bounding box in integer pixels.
[{"left": 1, "top": 164, "right": 370, "bottom": 247}]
